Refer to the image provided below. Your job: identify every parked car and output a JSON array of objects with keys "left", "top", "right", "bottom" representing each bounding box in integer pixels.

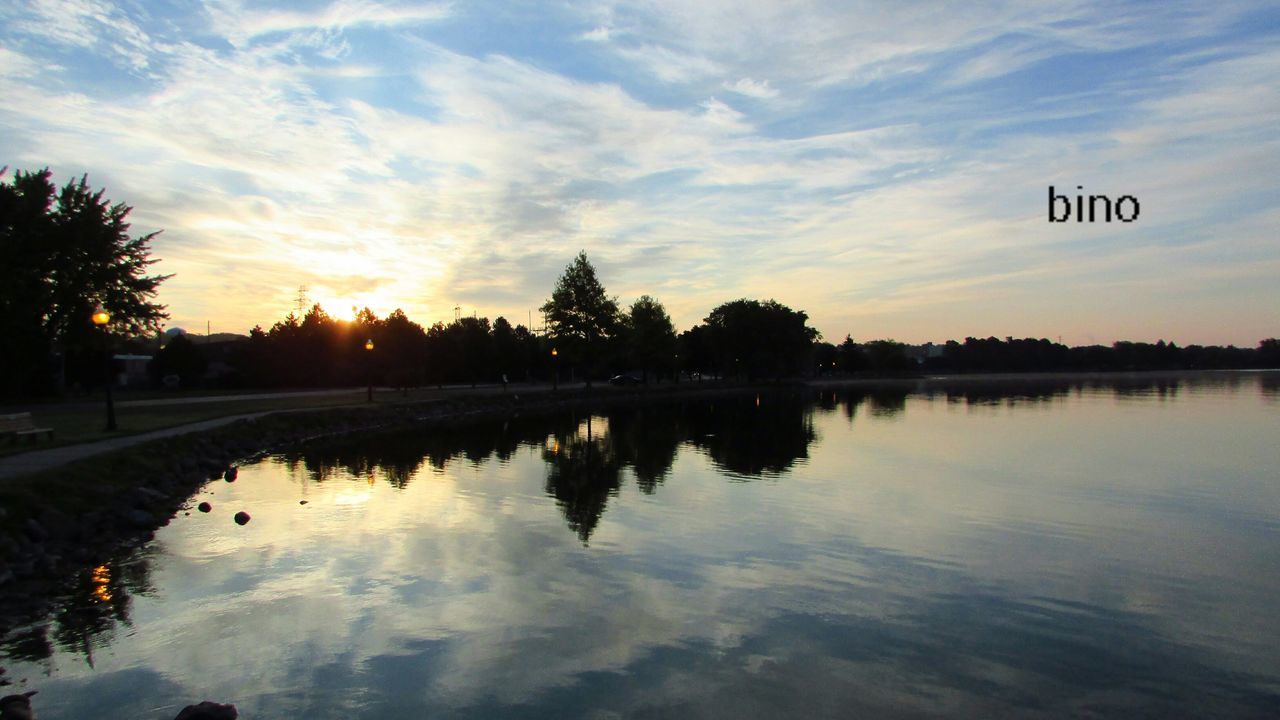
[{"left": 609, "top": 374, "right": 643, "bottom": 386}]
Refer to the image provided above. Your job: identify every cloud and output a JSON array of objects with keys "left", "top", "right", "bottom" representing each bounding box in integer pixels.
[
  {"left": 578, "top": 26, "right": 611, "bottom": 42},
  {"left": 2, "top": 0, "right": 155, "bottom": 70},
  {"left": 724, "top": 77, "right": 778, "bottom": 99},
  {"left": 0, "top": 0, "right": 1275, "bottom": 343},
  {"left": 208, "top": 0, "right": 453, "bottom": 47}
]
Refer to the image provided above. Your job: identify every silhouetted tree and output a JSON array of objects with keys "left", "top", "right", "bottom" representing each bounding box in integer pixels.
[
  {"left": 455, "top": 316, "right": 493, "bottom": 387},
  {"left": 702, "top": 299, "right": 819, "bottom": 380},
  {"left": 813, "top": 341, "right": 837, "bottom": 376},
  {"left": 147, "top": 333, "right": 207, "bottom": 386},
  {"left": 1260, "top": 338, "right": 1280, "bottom": 368},
  {"left": 863, "top": 339, "right": 911, "bottom": 373},
  {"left": 381, "top": 308, "right": 428, "bottom": 391},
  {"left": 623, "top": 295, "right": 677, "bottom": 383},
  {"left": 0, "top": 168, "right": 170, "bottom": 397},
  {"left": 837, "top": 335, "right": 869, "bottom": 373},
  {"left": 492, "top": 316, "right": 519, "bottom": 381},
  {"left": 541, "top": 251, "right": 620, "bottom": 386}
]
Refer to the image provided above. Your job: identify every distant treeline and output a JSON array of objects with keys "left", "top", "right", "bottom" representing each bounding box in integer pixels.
[
  {"left": 812, "top": 336, "right": 1280, "bottom": 375},
  {"left": 143, "top": 303, "right": 1280, "bottom": 391}
]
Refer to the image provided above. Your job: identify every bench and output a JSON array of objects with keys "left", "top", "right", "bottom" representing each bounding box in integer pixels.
[{"left": 0, "top": 412, "right": 55, "bottom": 444}]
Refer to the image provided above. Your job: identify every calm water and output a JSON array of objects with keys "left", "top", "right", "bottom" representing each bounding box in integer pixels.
[{"left": 4, "top": 373, "right": 1279, "bottom": 718}]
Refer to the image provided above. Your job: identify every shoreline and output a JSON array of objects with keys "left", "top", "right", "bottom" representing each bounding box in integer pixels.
[
  {"left": 0, "top": 369, "right": 1269, "bottom": 646},
  {"left": 0, "top": 381, "right": 780, "bottom": 640}
]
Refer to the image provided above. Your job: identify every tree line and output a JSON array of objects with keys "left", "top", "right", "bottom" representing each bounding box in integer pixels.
[{"left": 3, "top": 168, "right": 1277, "bottom": 399}]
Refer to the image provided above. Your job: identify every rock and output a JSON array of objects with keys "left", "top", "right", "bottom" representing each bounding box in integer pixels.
[
  {"left": 39, "top": 510, "right": 73, "bottom": 539},
  {"left": 126, "top": 509, "right": 154, "bottom": 528},
  {"left": 0, "top": 690, "right": 37, "bottom": 720},
  {"left": 298, "top": 500, "right": 308, "bottom": 505},
  {"left": 223, "top": 467, "right": 238, "bottom": 482},
  {"left": 197, "top": 502, "right": 212, "bottom": 513},
  {"left": 174, "top": 700, "right": 238, "bottom": 720},
  {"left": 22, "top": 520, "right": 47, "bottom": 542},
  {"left": 136, "top": 487, "right": 168, "bottom": 501},
  {"left": 233, "top": 511, "right": 251, "bottom": 526}
]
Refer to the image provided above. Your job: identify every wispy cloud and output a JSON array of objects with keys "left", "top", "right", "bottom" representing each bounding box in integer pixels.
[{"left": 724, "top": 77, "right": 778, "bottom": 99}]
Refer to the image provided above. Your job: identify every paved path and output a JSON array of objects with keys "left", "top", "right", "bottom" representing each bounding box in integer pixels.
[
  {"left": 0, "top": 410, "right": 282, "bottom": 480},
  {"left": 0, "top": 382, "right": 588, "bottom": 481},
  {"left": 117, "top": 387, "right": 366, "bottom": 407}
]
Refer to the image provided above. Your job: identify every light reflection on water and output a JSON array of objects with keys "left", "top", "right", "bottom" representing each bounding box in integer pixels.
[{"left": 4, "top": 373, "right": 1280, "bottom": 718}]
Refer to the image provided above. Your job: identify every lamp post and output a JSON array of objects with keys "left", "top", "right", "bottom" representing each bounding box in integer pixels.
[
  {"left": 92, "top": 309, "right": 117, "bottom": 431},
  {"left": 551, "top": 347, "right": 558, "bottom": 391},
  {"left": 365, "top": 338, "right": 375, "bottom": 402}
]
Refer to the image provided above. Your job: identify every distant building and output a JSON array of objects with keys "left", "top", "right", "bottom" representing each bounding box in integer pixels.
[
  {"left": 902, "top": 342, "right": 945, "bottom": 365},
  {"left": 113, "top": 354, "right": 153, "bottom": 387}
]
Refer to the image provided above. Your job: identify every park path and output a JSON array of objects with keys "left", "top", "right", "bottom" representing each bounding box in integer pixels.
[
  {"left": 0, "top": 382, "right": 583, "bottom": 480},
  {"left": 0, "top": 410, "right": 281, "bottom": 480}
]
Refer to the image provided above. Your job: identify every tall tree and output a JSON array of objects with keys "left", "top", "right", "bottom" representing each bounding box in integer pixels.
[
  {"left": 540, "top": 251, "right": 619, "bottom": 386},
  {"left": 0, "top": 168, "right": 170, "bottom": 397},
  {"left": 702, "top": 299, "right": 819, "bottom": 380},
  {"left": 624, "top": 295, "right": 677, "bottom": 383}
]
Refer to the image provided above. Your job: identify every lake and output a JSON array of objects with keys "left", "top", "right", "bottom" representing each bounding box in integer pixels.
[{"left": 3, "top": 373, "right": 1279, "bottom": 718}]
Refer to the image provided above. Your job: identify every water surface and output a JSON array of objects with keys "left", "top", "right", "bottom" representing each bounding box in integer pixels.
[{"left": 4, "top": 373, "right": 1279, "bottom": 718}]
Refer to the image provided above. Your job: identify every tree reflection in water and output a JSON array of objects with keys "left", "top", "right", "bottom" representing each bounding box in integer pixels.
[
  {"left": 542, "top": 414, "right": 622, "bottom": 545},
  {"left": 685, "top": 393, "right": 817, "bottom": 478},
  {"left": 0, "top": 551, "right": 154, "bottom": 665}
]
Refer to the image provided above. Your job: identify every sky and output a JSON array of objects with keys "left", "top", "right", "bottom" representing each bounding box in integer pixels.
[{"left": 1, "top": 0, "right": 1277, "bottom": 346}]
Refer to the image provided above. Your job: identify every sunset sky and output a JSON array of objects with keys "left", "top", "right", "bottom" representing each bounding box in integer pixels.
[{"left": 2, "top": 0, "right": 1277, "bottom": 345}]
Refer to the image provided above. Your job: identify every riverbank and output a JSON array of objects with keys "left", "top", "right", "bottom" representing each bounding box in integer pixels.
[
  {"left": 3, "top": 369, "right": 1268, "bottom": 645},
  {"left": 0, "top": 381, "right": 778, "bottom": 641}
]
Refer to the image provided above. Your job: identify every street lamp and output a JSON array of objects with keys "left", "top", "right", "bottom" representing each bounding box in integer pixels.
[
  {"left": 364, "top": 338, "right": 375, "bottom": 402},
  {"left": 92, "top": 309, "right": 117, "bottom": 431},
  {"left": 551, "top": 347, "right": 558, "bottom": 391}
]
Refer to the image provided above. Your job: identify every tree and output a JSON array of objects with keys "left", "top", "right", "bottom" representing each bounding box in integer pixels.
[
  {"left": 702, "top": 299, "right": 819, "bottom": 380},
  {"left": 623, "top": 295, "right": 676, "bottom": 383},
  {"left": 148, "top": 333, "right": 207, "bottom": 386},
  {"left": 0, "top": 168, "right": 170, "bottom": 397},
  {"left": 1260, "top": 338, "right": 1280, "bottom": 368},
  {"left": 492, "top": 316, "right": 519, "bottom": 380},
  {"left": 540, "top": 251, "right": 619, "bottom": 386}
]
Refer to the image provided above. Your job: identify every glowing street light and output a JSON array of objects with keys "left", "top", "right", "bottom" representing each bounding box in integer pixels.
[
  {"left": 92, "top": 308, "right": 117, "bottom": 431},
  {"left": 365, "top": 338, "right": 375, "bottom": 402},
  {"left": 551, "top": 347, "right": 558, "bottom": 391}
]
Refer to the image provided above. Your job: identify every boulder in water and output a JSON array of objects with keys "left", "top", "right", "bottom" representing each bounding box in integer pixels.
[
  {"left": 0, "top": 691, "right": 38, "bottom": 720},
  {"left": 174, "top": 701, "right": 238, "bottom": 720}
]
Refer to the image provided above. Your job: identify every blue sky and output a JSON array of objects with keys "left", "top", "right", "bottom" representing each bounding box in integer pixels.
[{"left": 2, "top": 0, "right": 1277, "bottom": 344}]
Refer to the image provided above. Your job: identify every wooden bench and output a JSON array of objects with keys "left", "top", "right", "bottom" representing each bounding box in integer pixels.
[{"left": 0, "top": 412, "right": 55, "bottom": 444}]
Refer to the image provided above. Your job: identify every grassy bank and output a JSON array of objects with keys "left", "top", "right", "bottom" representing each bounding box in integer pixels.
[{"left": 0, "top": 386, "right": 528, "bottom": 457}]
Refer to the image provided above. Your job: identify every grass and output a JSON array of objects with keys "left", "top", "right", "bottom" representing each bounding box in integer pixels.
[{"left": 1, "top": 388, "right": 418, "bottom": 457}]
